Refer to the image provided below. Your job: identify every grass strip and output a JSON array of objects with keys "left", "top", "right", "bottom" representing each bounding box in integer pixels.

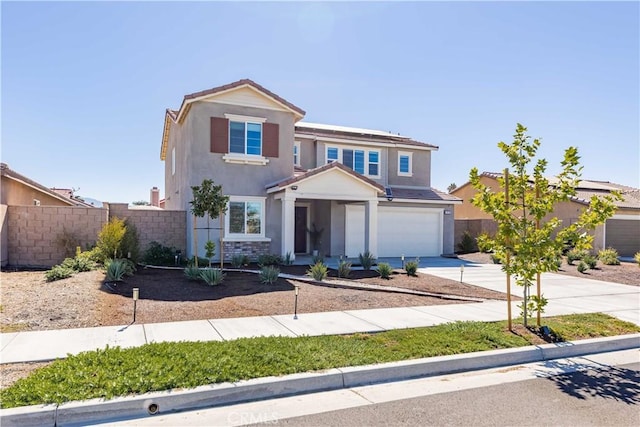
[{"left": 1, "top": 313, "right": 637, "bottom": 408}]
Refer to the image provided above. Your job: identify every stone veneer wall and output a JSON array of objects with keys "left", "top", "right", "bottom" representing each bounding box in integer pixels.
[
  {"left": 222, "top": 241, "right": 271, "bottom": 261},
  {"left": 3, "top": 204, "right": 186, "bottom": 268}
]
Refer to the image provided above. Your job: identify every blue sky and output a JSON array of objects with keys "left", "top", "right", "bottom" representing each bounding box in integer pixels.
[{"left": 2, "top": 1, "right": 638, "bottom": 204}]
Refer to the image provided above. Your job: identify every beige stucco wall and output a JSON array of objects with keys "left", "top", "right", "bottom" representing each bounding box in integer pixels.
[
  {"left": 1, "top": 177, "right": 72, "bottom": 207},
  {"left": 451, "top": 176, "right": 499, "bottom": 220},
  {"left": 387, "top": 148, "right": 432, "bottom": 188}
]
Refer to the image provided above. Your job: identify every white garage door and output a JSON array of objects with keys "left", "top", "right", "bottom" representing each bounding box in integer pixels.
[{"left": 345, "top": 205, "right": 442, "bottom": 257}]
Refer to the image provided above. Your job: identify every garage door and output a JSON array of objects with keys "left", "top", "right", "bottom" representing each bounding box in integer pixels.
[
  {"left": 345, "top": 205, "right": 442, "bottom": 257},
  {"left": 605, "top": 219, "right": 640, "bottom": 257}
]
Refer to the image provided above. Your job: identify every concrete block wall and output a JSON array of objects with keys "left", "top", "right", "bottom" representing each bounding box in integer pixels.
[
  {"left": 6, "top": 206, "right": 108, "bottom": 267},
  {"left": 107, "top": 203, "right": 186, "bottom": 256},
  {"left": 454, "top": 219, "right": 498, "bottom": 252},
  {"left": 3, "top": 204, "right": 186, "bottom": 268}
]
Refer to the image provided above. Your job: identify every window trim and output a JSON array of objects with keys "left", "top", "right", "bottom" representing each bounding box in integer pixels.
[
  {"left": 398, "top": 151, "right": 413, "bottom": 177},
  {"left": 225, "top": 196, "right": 267, "bottom": 240},
  {"left": 325, "top": 145, "right": 381, "bottom": 178}
]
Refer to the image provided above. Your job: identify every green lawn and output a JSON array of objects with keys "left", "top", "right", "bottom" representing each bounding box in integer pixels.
[{"left": 1, "top": 313, "right": 637, "bottom": 408}]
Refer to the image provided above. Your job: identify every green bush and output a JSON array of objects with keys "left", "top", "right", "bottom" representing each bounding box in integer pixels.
[
  {"left": 358, "top": 251, "right": 375, "bottom": 271},
  {"left": 184, "top": 266, "right": 202, "bottom": 281},
  {"left": 553, "top": 256, "right": 563, "bottom": 270},
  {"left": 45, "top": 265, "right": 75, "bottom": 282},
  {"left": 566, "top": 249, "right": 587, "bottom": 265},
  {"left": 187, "top": 256, "right": 210, "bottom": 267},
  {"left": 105, "top": 259, "right": 130, "bottom": 282},
  {"left": 283, "top": 252, "right": 294, "bottom": 266},
  {"left": 583, "top": 254, "right": 598, "bottom": 269},
  {"left": 231, "top": 254, "right": 248, "bottom": 268},
  {"left": 204, "top": 241, "right": 216, "bottom": 266},
  {"left": 257, "top": 254, "right": 283, "bottom": 267},
  {"left": 307, "top": 262, "right": 328, "bottom": 281},
  {"left": 577, "top": 261, "right": 588, "bottom": 273},
  {"left": 199, "top": 268, "right": 225, "bottom": 286},
  {"left": 490, "top": 254, "right": 502, "bottom": 264},
  {"left": 377, "top": 262, "right": 393, "bottom": 279},
  {"left": 337, "top": 260, "right": 352, "bottom": 278},
  {"left": 259, "top": 266, "right": 280, "bottom": 285},
  {"left": 143, "top": 241, "right": 178, "bottom": 266},
  {"left": 476, "top": 233, "right": 493, "bottom": 253},
  {"left": 457, "top": 231, "right": 476, "bottom": 254},
  {"left": 598, "top": 248, "right": 620, "bottom": 265},
  {"left": 404, "top": 259, "right": 419, "bottom": 276},
  {"left": 95, "top": 218, "right": 127, "bottom": 262},
  {"left": 120, "top": 220, "right": 140, "bottom": 263},
  {"left": 61, "top": 256, "right": 97, "bottom": 273},
  {"left": 635, "top": 252, "right": 640, "bottom": 267}
]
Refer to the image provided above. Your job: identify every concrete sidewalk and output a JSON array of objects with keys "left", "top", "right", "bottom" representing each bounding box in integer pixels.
[{"left": 1, "top": 261, "right": 638, "bottom": 364}]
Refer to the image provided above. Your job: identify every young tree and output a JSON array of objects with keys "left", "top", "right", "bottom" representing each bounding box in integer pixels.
[
  {"left": 189, "top": 179, "right": 229, "bottom": 267},
  {"left": 447, "top": 182, "right": 457, "bottom": 193},
  {"left": 470, "top": 124, "right": 620, "bottom": 329}
]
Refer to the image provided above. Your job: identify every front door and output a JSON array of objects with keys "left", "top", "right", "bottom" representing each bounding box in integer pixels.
[{"left": 294, "top": 206, "right": 308, "bottom": 253}]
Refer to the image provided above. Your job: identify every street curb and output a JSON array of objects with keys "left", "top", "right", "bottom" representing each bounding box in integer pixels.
[{"left": 2, "top": 334, "right": 638, "bottom": 427}]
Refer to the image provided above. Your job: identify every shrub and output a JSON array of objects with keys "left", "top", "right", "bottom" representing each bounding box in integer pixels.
[
  {"left": 457, "top": 231, "right": 476, "bottom": 254},
  {"left": 45, "top": 265, "right": 74, "bottom": 282},
  {"left": 377, "top": 262, "right": 393, "bottom": 279},
  {"left": 95, "top": 218, "right": 127, "bottom": 262},
  {"left": 204, "top": 241, "right": 216, "bottom": 267},
  {"left": 187, "top": 256, "right": 210, "bottom": 267},
  {"left": 566, "top": 249, "right": 587, "bottom": 265},
  {"left": 257, "top": 254, "right": 283, "bottom": 267},
  {"left": 184, "top": 266, "right": 202, "bottom": 281},
  {"left": 598, "top": 248, "right": 620, "bottom": 266},
  {"left": 307, "top": 262, "right": 328, "bottom": 281},
  {"left": 635, "top": 252, "right": 640, "bottom": 267},
  {"left": 259, "top": 266, "right": 280, "bottom": 285},
  {"left": 358, "top": 251, "right": 375, "bottom": 271},
  {"left": 199, "top": 268, "right": 225, "bottom": 286},
  {"left": 404, "top": 259, "right": 419, "bottom": 276},
  {"left": 583, "top": 254, "right": 598, "bottom": 269},
  {"left": 490, "top": 254, "right": 502, "bottom": 264},
  {"left": 105, "top": 259, "right": 129, "bottom": 282},
  {"left": 120, "top": 221, "right": 141, "bottom": 263},
  {"left": 231, "top": 254, "right": 248, "bottom": 268},
  {"left": 143, "top": 241, "right": 178, "bottom": 266},
  {"left": 283, "top": 252, "right": 294, "bottom": 266},
  {"left": 337, "top": 260, "right": 352, "bottom": 278},
  {"left": 577, "top": 261, "right": 588, "bottom": 273},
  {"left": 61, "top": 256, "right": 97, "bottom": 273},
  {"left": 553, "top": 256, "right": 563, "bottom": 270}
]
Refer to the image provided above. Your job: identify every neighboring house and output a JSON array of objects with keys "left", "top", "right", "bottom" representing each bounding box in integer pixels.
[
  {"left": 160, "top": 79, "right": 460, "bottom": 261},
  {"left": 1, "top": 163, "right": 93, "bottom": 207},
  {"left": 452, "top": 172, "right": 640, "bottom": 256}
]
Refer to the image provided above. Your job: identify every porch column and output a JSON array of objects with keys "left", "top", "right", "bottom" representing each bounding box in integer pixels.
[
  {"left": 281, "top": 194, "right": 296, "bottom": 260},
  {"left": 365, "top": 199, "right": 378, "bottom": 257}
]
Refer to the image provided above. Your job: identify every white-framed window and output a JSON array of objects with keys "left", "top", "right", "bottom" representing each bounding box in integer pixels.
[
  {"left": 398, "top": 151, "right": 412, "bottom": 176},
  {"left": 229, "top": 121, "right": 262, "bottom": 155},
  {"left": 294, "top": 141, "right": 301, "bottom": 166},
  {"left": 325, "top": 146, "right": 381, "bottom": 178},
  {"left": 226, "top": 196, "right": 266, "bottom": 239},
  {"left": 171, "top": 147, "right": 176, "bottom": 176}
]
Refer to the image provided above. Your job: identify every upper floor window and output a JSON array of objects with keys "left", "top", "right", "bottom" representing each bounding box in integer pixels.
[
  {"left": 230, "top": 121, "right": 262, "bottom": 155},
  {"left": 326, "top": 146, "right": 380, "bottom": 178},
  {"left": 398, "top": 152, "right": 412, "bottom": 177},
  {"left": 293, "top": 141, "right": 301, "bottom": 166}
]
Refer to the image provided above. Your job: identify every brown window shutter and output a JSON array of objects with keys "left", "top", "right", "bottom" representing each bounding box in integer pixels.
[
  {"left": 210, "top": 117, "right": 228, "bottom": 153},
  {"left": 262, "top": 122, "right": 279, "bottom": 158}
]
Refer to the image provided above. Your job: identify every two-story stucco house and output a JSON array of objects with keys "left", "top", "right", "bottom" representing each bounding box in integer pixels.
[{"left": 160, "top": 79, "right": 460, "bottom": 261}]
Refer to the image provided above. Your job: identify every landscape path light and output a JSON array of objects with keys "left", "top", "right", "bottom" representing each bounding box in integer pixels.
[
  {"left": 293, "top": 285, "right": 299, "bottom": 320},
  {"left": 460, "top": 264, "right": 464, "bottom": 283},
  {"left": 132, "top": 287, "right": 139, "bottom": 323}
]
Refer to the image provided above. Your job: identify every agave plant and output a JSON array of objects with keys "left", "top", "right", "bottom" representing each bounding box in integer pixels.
[{"left": 199, "top": 268, "right": 225, "bottom": 286}]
